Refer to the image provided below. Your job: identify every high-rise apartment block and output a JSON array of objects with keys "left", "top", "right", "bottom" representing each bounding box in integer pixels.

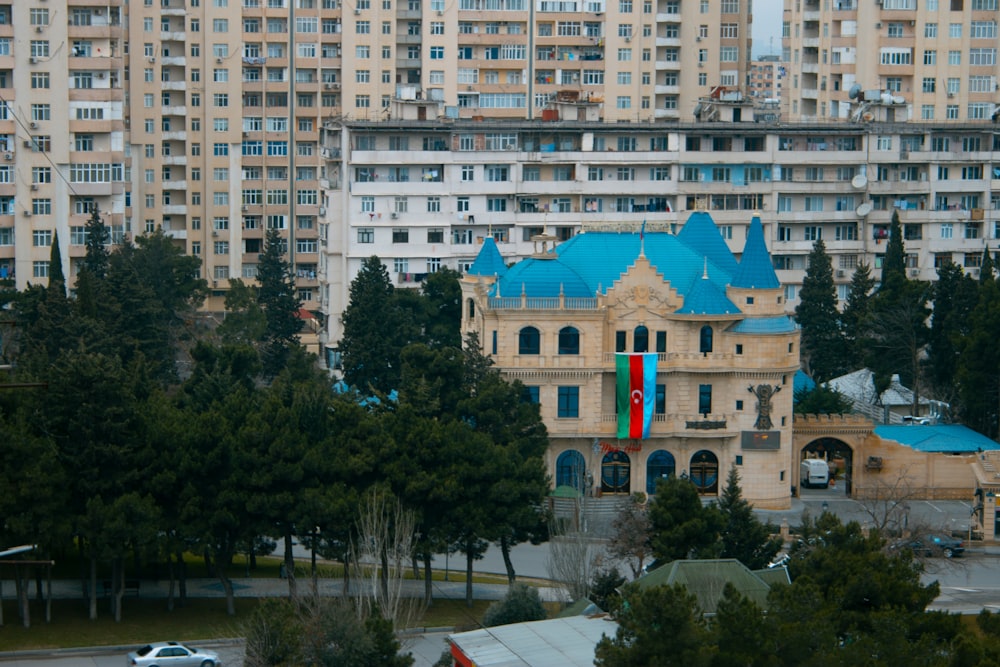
[{"left": 783, "top": 0, "right": 1000, "bottom": 122}]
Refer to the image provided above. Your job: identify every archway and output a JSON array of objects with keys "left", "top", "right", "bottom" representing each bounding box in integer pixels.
[
  {"left": 689, "top": 450, "right": 719, "bottom": 495},
  {"left": 646, "top": 450, "right": 676, "bottom": 495},
  {"left": 801, "top": 437, "right": 854, "bottom": 496},
  {"left": 555, "top": 450, "right": 586, "bottom": 491},
  {"left": 601, "top": 450, "right": 631, "bottom": 495}
]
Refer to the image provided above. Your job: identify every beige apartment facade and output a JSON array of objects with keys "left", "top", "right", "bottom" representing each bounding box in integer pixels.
[{"left": 783, "top": 0, "right": 1000, "bottom": 122}]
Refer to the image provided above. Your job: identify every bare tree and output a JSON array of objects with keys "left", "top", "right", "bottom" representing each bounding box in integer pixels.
[
  {"left": 607, "top": 493, "right": 652, "bottom": 579},
  {"left": 546, "top": 512, "right": 605, "bottom": 602},
  {"left": 352, "top": 486, "right": 421, "bottom": 630},
  {"left": 855, "top": 466, "right": 920, "bottom": 536}
]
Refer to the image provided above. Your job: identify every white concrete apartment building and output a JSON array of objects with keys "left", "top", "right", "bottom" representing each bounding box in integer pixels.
[
  {"left": 319, "top": 116, "right": 1000, "bottom": 365},
  {"left": 783, "top": 0, "right": 1000, "bottom": 123}
]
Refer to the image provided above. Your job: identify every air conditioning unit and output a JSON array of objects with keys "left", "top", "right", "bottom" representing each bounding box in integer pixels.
[
  {"left": 31, "top": 184, "right": 39, "bottom": 191},
  {"left": 437, "top": 9, "right": 443, "bottom": 14},
  {"left": 909, "top": 268, "right": 920, "bottom": 277},
  {"left": 318, "top": 207, "right": 327, "bottom": 216},
  {"left": 97, "top": 71, "right": 105, "bottom": 78},
  {"left": 324, "top": 82, "right": 334, "bottom": 89},
  {"left": 216, "top": 57, "right": 223, "bottom": 64},
  {"left": 241, "top": 205, "right": 249, "bottom": 212},
  {"left": 836, "top": 269, "right": 845, "bottom": 277},
  {"left": 212, "top": 230, "right": 219, "bottom": 237},
  {"left": 390, "top": 211, "right": 399, "bottom": 219},
  {"left": 29, "top": 122, "right": 37, "bottom": 129},
  {"left": 947, "top": 92, "right": 955, "bottom": 98},
  {"left": 212, "top": 280, "right": 218, "bottom": 287},
  {"left": 3, "top": 153, "right": 12, "bottom": 161},
  {"left": 148, "top": 56, "right": 156, "bottom": 63},
  {"left": 354, "top": 7, "right": 361, "bottom": 13},
  {"left": 23, "top": 210, "right": 31, "bottom": 217},
  {"left": 624, "top": 36, "right": 631, "bottom": 43},
  {"left": 970, "top": 268, "right": 980, "bottom": 277},
  {"left": 30, "top": 57, "right": 38, "bottom": 64},
  {"left": 23, "top": 140, "right": 33, "bottom": 149},
  {"left": 875, "top": 22, "right": 883, "bottom": 28},
  {"left": 696, "top": 36, "right": 701, "bottom": 41},
  {"left": 35, "top": 26, "right": 44, "bottom": 33}
]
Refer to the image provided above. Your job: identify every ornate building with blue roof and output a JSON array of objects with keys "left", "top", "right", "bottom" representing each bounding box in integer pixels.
[{"left": 462, "top": 212, "right": 801, "bottom": 509}]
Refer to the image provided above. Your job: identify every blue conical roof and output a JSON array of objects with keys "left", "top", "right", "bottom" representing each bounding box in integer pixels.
[
  {"left": 676, "top": 272, "right": 740, "bottom": 315},
  {"left": 676, "top": 211, "right": 739, "bottom": 275},
  {"left": 731, "top": 216, "right": 780, "bottom": 289},
  {"left": 467, "top": 237, "right": 508, "bottom": 277}
]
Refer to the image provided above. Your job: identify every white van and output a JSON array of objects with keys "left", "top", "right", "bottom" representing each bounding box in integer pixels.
[{"left": 800, "top": 459, "right": 830, "bottom": 489}]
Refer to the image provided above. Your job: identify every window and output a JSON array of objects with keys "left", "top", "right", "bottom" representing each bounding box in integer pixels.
[
  {"left": 558, "top": 327, "right": 580, "bottom": 354},
  {"left": 557, "top": 386, "right": 580, "bottom": 418},
  {"left": 698, "top": 384, "right": 712, "bottom": 416},
  {"left": 699, "top": 325, "right": 713, "bottom": 354},
  {"left": 518, "top": 326, "right": 540, "bottom": 355}
]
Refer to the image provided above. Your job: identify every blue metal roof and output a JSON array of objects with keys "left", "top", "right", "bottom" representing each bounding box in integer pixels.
[
  {"left": 676, "top": 211, "right": 740, "bottom": 275},
  {"left": 728, "top": 316, "right": 798, "bottom": 334},
  {"left": 494, "top": 229, "right": 737, "bottom": 300},
  {"left": 732, "top": 216, "right": 781, "bottom": 289},
  {"left": 874, "top": 424, "right": 1000, "bottom": 453},
  {"left": 468, "top": 237, "right": 508, "bottom": 277},
  {"left": 794, "top": 370, "right": 817, "bottom": 395},
  {"left": 675, "top": 273, "right": 740, "bottom": 315}
]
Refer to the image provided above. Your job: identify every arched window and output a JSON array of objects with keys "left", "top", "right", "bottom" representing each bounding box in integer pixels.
[
  {"left": 558, "top": 326, "right": 580, "bottom": 355},
  {"left": 699, "top": 325, "right": 714, "bottom": 354},
  {"left": 646, "top": 450, "right": 676, "bottom": 495},
  {"left": 556, "top": 450, "right": 586, "bottom": 490},
  {"left": 633, "top": 325, "right": 649, "bottom": 352},
  {"left": 518, "top": 326, "right": 540, "bottom": 355}
]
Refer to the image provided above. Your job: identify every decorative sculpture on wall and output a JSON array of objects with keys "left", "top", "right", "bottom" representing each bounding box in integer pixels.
[{"left": 748, "top": 384, "right": 782, "bottom": 431}]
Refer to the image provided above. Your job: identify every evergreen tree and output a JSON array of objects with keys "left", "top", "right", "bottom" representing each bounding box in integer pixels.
[
  {"left": 793, "top": 384, "right": 854, "bottom": 415},
  {"left": 880, "top": 209, "right": 907, "bottom": 289},
  {"left": 420, "top": 268, "right": 463, "bottom": 349},
  {"left": 795, "top": 239, "right": 846, "bottom": 382},
  {"left": 716, "top": 469, "right": 781, "bottom": 570},
  {"left": 927, "top": 262, "right": 977, "bottom": 396},
  {"left": 981, "top": 246, "right": 996, "bottom": 283},
  {"left": 341, "top": 256, "right": 411, "bottom": 393},
  {"left": 81, "top": 205, "right": 111, "bottom": 279},
  {"left": 841, "top": 262, "right": 876, "bottom": 371},
  {"left": 868, "top": 278, "right": 931, "bottom": 409},
  {"left": 48, "top": 231, "right": 65, "bottom": 297},
  {"left": 956, "top": 277, "right": 1000, "bottom": 437},
  {"left": 647, "top": 476, "right": 724, "bottom": 562},
  {"left": 257, "top": 227, "right": 304, "bottom": 376}
]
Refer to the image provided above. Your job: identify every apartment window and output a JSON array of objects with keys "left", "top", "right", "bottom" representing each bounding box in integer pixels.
[
  {"left": 427, "top": 197, "right": 441, "bottom": 212},
  {"left": 427, "top": 228, "right": 444, "bottom": 243},
  {"left": 358, "top": 227, "right": 374, "bottom": 243},
  {"left": 33, "top": 230, "right": 53, "bottom": 247},
  {"left": 33, "top": 262, "right": 50, "bottom": 279}
]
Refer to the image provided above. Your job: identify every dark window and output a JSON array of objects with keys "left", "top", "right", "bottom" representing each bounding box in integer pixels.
[
  {"left": 615, "top": 330, "right": 627, "bottom": 352},
  {"left": 698, "top": 384, "right": 712, "bottom": 415},
  {"left": 735, "top": 455, "right": 743, "bottom": 465},
  {"left": 558, "top": 326, "right": 580, "bottom": 354},
  {"left": 633, "top": 325, "right": 649, "bottom": 352},
  {"left": 521, "top": 385, "right": 539, "bottom": 403},
  {"left": 492, "top": 330, "right": 497, "bottom": 354},
  {"left": 655, "top": 383, "right": 666, "bottom": 414},
  {"left": 655, "top": 331, "right": 666, "bottom": 353},
  {"left": 735, "top": 343, "right": 743, "bottom": 355},
  {"left": 736, "top": 399, "right": 744, "bottom": 410},
  {"left": 558, "top": 386, "right": 579, "bottom": 417},
  {"left": 518, "top": 326, "right": 540, "bottom": 354},
  {"left": 699, "top": 325, "right": 714, "bottom": 354},
  {"left": 467, "top": 297, "right": 475, "bottom": 318}
]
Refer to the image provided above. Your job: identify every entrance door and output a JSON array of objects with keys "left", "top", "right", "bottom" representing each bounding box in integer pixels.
[
  {"left": 601, "top": 451, "right": 631, "bottom": 494},
  {"left": 689, "top": 450, "right": 719, "bottom": 495}
]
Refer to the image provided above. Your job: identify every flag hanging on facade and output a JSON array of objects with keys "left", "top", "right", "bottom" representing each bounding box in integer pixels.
[{"left": 616, "top": 353, "right": 657, "bottom": 439}]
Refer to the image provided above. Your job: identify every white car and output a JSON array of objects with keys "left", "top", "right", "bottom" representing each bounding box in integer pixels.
[{"left": 127, "top": 641, "right": 221, "bottom": 667}]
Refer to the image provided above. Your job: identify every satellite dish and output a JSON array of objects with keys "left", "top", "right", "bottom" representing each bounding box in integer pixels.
[
  {"left": 856, "top": 202, "right": 873, "bottom": 217},
  {"left": 848, "top": 83, "right": 862, "bottom": 100},
  {"left": 862, "top": 112, "right": 875, "bottom": 122},
  {"left": 892, "top": 95, "right": 905, "bottom": 105},
  {"left": 851, "top": 174, "right": 867, "bottom": 189}
]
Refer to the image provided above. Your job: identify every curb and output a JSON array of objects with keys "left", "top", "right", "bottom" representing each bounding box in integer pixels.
[{"left": 0, "top": 637, "right": 245, "bottom": 660}]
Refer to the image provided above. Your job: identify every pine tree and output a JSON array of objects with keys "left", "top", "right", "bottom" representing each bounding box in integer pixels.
[
  {"left": 257, "top": 227, "right": 303, "bottom": 376},
  {"left": 880, "top": 210, "right": 907, "bottom": 289},
  {"left": 717, "top": 469, "right": 781, "bottom": 569},
  {"left": 341, "top": 256, "right": 412, "bottom": 393},
  {"left": 980, "top": 247, "right": 995, "bottom": 283},
  {"left": 81, "top": 205, "right": 111, "bottom": 280},
  {"left": 795, "top": 240, "right": 846, "bottom": 382},
  {"left": 927, "top": 262, "right": 977, "bottom": 395},
  {"left": 48, "top": 231, "right": 66, "bottom": 297},
  {"left": 841, "top": 262, "right": 876, "bottom": 371}
]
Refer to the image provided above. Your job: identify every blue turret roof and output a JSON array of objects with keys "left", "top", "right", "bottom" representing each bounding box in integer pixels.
[
  {"left": 676, "top": 211, "right": 740, "bottom": 275},
  {"left": 468, "top": 237, "right": 508, "bottom": 277},
  {"left": 676, "top": 272, "right": 740, "bottom": 315},
  {"left": 732, "top": 216, "right": 781, "bottom": 289}
]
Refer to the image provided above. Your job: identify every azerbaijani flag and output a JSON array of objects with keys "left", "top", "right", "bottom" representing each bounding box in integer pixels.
[{"left": 616, "top": 353, "right": 657, "bottom": 440}]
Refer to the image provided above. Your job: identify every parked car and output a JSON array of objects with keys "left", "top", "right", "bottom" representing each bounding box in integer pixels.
[
  {"left": 127, "top": 641, "right": 220, "bottom": 667},
  {"left": 900, "top": 533, "right": 965, "bottom": 558}
]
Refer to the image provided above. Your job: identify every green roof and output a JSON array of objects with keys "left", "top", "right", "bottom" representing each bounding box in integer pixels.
[{"left": 630, "top": 559, "right": 772, "bottom": 614}]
